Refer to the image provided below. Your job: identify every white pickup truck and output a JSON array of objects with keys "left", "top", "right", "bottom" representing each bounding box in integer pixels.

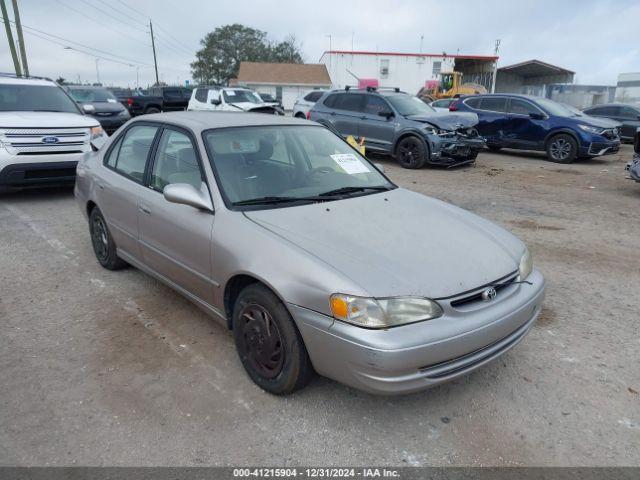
[
  {"left": 0, "top": 74, "right": 108, "bottom": 192},
  {"left": 187, "top": 86, "right": 283, "bottom": 115}
]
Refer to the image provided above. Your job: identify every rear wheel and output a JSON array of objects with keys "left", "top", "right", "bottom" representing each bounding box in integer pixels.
[
  {"left": 145, "top": 106, "right": 161, "bottom": 114},
  {"left": 294, "top": 112, "right": 306, "bottom": 119},
  {"left": 89, "top": 207, "right": 127, "bottom": 270},
  {"left": 546, "top": 134, "right": 577, "bottom": 163},
  {"left": 232, "top": 284, "right": 314, "bottom": 394},
  {"left": 396, "top": 136, "right": 427, "bottom": 169}
]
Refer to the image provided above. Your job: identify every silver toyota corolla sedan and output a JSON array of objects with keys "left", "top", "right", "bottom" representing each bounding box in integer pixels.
[{"left": 75, "top": 111, "right": 545, "bottom": 395}]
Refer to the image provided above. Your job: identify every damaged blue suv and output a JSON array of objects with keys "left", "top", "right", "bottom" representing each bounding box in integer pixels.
[
  {"left": 451, "top": 94, "right": 621, "bottom": 163},
  {"left": 309, "top": 88, "right": 484, "bottom": 169}
]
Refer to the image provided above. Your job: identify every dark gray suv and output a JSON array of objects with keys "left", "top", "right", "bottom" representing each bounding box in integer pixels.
[{"left": 309, "top": 88, "right": 484, "bottom": 169}]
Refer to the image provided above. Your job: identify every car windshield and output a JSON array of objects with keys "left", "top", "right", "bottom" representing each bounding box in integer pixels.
[
  {"left": 535, "top": 98, "right": 578, "bottom": 117},
  {"left": 387, "top": 94, "right": 436, "bottom": 116},
  {"left": 204, "top": 125, "right": 395, "bottom": 209},
  {"left": 0, "top": 84, "right": 80, "bottom": 113},
  {"left": 68, "top": 88, "right": 118, "bottom": 103},
  {"left": 223, "top": 90, "right": 262, "bottom": 104}
]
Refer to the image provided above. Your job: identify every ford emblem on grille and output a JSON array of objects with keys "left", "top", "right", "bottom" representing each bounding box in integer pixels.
[
  {"left": 41, "top": 136, "right": 60, "bottom": 144},
  {"left": 481, "top": 287, "right": 497, "bottom": 301}
]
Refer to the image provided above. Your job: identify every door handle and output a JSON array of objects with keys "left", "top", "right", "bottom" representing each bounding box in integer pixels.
[
  {"left": 360, "top": 116, "right": 367, "bottom": 120},
  {"left": 139, "top": 205, "right": 151, "bottom": 215},
  {"left": 329, "top": 111, "right": 336, "bottom": 116}
]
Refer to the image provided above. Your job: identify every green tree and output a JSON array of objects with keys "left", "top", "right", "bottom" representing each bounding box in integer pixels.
[{"left": 191, "top": 24, "right": 304, "bottom": 85}]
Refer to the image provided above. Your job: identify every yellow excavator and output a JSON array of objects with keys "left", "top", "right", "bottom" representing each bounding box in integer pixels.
[{"left": 417, "top": 71, "right": 487, "bottom": 103}]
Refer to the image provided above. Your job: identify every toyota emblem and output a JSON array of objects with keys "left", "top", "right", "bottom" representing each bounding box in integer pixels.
[{"left": 481, "top": 287, "right": 497, "bottom": 301}]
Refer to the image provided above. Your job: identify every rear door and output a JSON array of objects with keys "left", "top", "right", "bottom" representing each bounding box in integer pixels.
[
  {"left": 504, "top": 97, "right": 548, "bottom": 149},
  {"left": 137, "top": 126, "right": 216, "bottom": 304},
  {"left": 162, "top": 88, "right": 185, "bottom": 111},
  {"left": 98, "top": 124, "right": 160, "bottom": 260},
  {"left": 328, "top": 93, "right": 364, "bottom": 139},
  {"left": 474, "top": 96, "right": 508, "bottom": 144},
  {"left": 359, "top": 94, "right": 396, "bottom": 153}
]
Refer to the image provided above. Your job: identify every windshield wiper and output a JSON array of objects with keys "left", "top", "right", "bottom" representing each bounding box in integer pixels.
[
  {"left": 318, "top": 185, "right": 393, "bottom": 197},
  {"left": 233, "top": 195, "right": 331, "bottom": 206}
]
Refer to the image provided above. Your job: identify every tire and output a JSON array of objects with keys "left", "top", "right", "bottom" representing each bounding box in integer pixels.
[
  {"left": 232, "top": 284, "right": 314, "bottom": 394},
  {"left": 395, "top": 136, "right": 428, "bottom": 169},
  {"left": 89, "top": 207, "right": 127, "bottom": 270},
  {"left": 546, "top": 134, "right": 577, "bottom": 163},
  {"left": 145, "top": 106, "right": 161, "bottom": 114},
  {"left": 294, "top": 112, "right": 306, "bottom": 119},
  {"left": 487, "top": 144, "right": 502, "bottom": 152}
]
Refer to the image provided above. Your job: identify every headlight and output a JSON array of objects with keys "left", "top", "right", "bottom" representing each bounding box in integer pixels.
[
  {"left": 578, "top": 124, "right": 603, "bottom": 135},
  {"left": 330, "top": 294, "right": 443, "bottom": 328},
  {"left": 518, "top": 249, "right": 533, "bottom": 281},
  {"left": 90, "top": 126, "right": 105, "bottom": 140}
]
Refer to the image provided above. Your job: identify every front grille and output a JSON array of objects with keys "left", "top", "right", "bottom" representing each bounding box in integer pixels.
[
  {"left": 589, "top": 142, "right": 619, "bottom": 155},
  {"left": 0, "top": 128, "right": 89, "bottom": 155},
  {"left": 446, "top": 271, "right": 519, "bottom": 309}
]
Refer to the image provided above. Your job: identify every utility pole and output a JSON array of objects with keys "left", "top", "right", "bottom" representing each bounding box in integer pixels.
[
  {"left": 0, "top": 0, "right": 21, "bottom": 76},
  {"left": 11, "top": 0, "right": 28, "bottom": 76},
  {"left": 491, "top": 39, "right": 501, "bottom": 93},
  {"left": 95, "top": 58, "right": 100, "bottom": 85},
  {"left": 149, "top": 20, "right": 159, "bottom": 85}
]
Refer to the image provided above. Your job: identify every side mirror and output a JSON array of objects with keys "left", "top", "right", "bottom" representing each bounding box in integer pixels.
[
  {"left": 378, "top": 110, "right": 394, "bottom": 119},
  {"left": 210, "top": 98, "right": 221, "bottom": 105},
  {"left": 529, "top": 112, "right": 545, "bottom": 120},
  {"left": 163, "top": 183, "right": 213, "bottom": 212},
  {"left": 82, "top": 104, "right": 95, "bottom": 114},
  {"left": 374, "top": 162, "right": 385, "bottom": 173}
]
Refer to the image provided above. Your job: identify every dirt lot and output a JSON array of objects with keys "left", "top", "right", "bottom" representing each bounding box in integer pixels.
[{"left": 1, "top": 145, "right": 639, "bottom": 467}]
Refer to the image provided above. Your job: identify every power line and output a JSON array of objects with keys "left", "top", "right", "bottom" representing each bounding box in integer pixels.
[
  {"left": 114, "top": 0, "right": 148, "bottom": 22},
  {"left": 77, "top": 0, "right": 147, "bottom": 34},
  {"left": 0, "top": 15, "right": 150, "bottom": 66}
]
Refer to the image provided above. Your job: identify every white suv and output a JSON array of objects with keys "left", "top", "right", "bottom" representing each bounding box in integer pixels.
[
  {"left": 293, "top": 90, "right": 328, "bottom": 119},
  {"left": 0, "top": 75, "right": 107, "bottom": 192},
  {"left": 187, "top": 86, "right": 281, "bottom": 114}
]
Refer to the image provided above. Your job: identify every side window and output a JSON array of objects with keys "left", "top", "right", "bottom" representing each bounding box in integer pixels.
[
  {"left": 620, "top": 106, "right": 639, "bottom": 119},
  {"left": 150, "top": 129, "right": 202, "bottom": 191},
  {"left": 464, "top": 97, "right": 481, "bottom": 109},
  {"left": 479, "top": 97, "right": 507, "bottom": 112},
  {"left": 195, "top": 88, "right": 208, "bottom": 102},
  {"left": 585, "top": 107, "right": 602, "bottom": 115},
  {"left": 105, "top": 136, "right": 123, "bottom": 168},
  {"left": 114, "top": 125, "right": 158, "bottom": 182},
  {"left": 507, "top": 99, "right": 541, "bottom": 116},
  {"left": 305, "top": 91, "right": 323, "bottom": 102},
  {"left": 363, "top": 95, "right": 389, "bottom": 115},
  {"left": 334, "top": 93, "right": 364, "bottom": 112},
  {"left": 323, "top": 94, "right": 338, "bottom": 108}
]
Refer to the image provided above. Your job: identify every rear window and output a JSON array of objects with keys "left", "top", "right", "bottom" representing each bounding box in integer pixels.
[
  {"left": 0, "top": 84, "right": 80, "bottom": 113},
  {"left": 305, "top": 91, "right": 323, "bottom": 102},
  {"left": 479, "top": 97, "right": 507, "bottom": 112}
]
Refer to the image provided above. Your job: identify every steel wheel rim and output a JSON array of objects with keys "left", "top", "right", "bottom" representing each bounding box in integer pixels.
[
  {"left": 238, "top": 304, "right": 284, "bottom": 379},
  {"left": 550, "top": 138, "right": 571, "bottom": 160},
  {"left": 91, "top": 216, "right": 109, "bottom": 261},
  {"left": 398, "top": 139, "right": 419, "bottom": 166}
]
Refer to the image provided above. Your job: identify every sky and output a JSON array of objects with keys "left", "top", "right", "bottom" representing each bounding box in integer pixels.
[{"left": 1, "top": 0, "right": 639, "bottom": 88}]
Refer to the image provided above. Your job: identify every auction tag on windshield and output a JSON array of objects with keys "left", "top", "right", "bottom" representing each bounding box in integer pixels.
[
  {"left": 227, "top": 90, "right": 237, "bottom": 96},
  {"left": 330, "top": 153, "right": 370, "bottom": 174},
  {"left": 107, "top": 99, "right": 116, "bottom": 103}
]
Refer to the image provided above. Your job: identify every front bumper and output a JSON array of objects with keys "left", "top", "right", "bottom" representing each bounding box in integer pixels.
[
  {"left": 0, "top": 152, "right": 86, "bottom": 188},
  {"left": 290, "top": 269, "right": 545, "bottom": 395},
  {"left": 626, "top": 155, "right": 640, "bottom": 182},
  {"left": 428, "top": 134, "right": 485, "bottom": 165}
]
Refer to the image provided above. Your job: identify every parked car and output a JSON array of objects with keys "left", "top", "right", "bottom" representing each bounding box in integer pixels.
[
  {"left": 293, "top": 90, "right": 328, "bottom": 119},
  {"left": 310, "top": 88, "right": 484, "bottom": 168},
  {"left": 582, "top": 103, "right": 640, "bottom": 142},
  {"left": 429, "top": 98, "right": 458, "bottom": 112},
  {"left": 0, "top": 74, "right": 107, "bottom": 192},
  {"left": 257, "top": 92, "right": 283, "bottom": 109},
  {"left": 126, "top": 86, "right": 191, "bottom": 116},
  {"left": 188, "top": 86, "right": 281, "bottom": 114},
  {"left": 67, "top": 86, "right": 131, "bottom": 135},
  {"left": 75, "top": 111, "right": 545, "bottom": 395},
  {"left": 625, "top": 130, "right": 640, "bottom": 182},
  {"left": 451, "top": 94, "right": 621, "bottom": 163}
]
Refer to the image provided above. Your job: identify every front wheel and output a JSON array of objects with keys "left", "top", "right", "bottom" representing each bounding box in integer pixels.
[
  {"left": 232, "top": 284, "right": 314, "bottom": 394},
  {"left": 395, "top": 136, "right": 427, "bottom": 169},
  {"left": 89, "top": 207, "right": 127, "bottom": 270},
  {"left": 546, "top": 134, "right": 577, "bottom": 163}
]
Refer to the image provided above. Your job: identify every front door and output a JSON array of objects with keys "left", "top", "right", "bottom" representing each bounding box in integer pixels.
[
  {"left": 359, "top": 94, "right": 396, "bottom": 153},
  {"left": 504, "top": 98, "right": 548, "bottom": 149},
  {"left": 137, "top": 127, "right": 216, "bottom": 305}
]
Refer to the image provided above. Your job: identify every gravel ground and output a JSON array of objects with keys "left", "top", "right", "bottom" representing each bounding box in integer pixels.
[{"left": 1, "top": 145, "right": 639, "bottom": 467}]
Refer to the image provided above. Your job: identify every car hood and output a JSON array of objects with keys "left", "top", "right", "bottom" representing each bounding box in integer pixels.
[
  {"left": 84, "top": 102, "right": 126, "bottom": 114},
  {"left": 406, "top": 111, "right": 479, "bottom": 130},
  {"left": 229, "top": 101, "right": 274, "bottom": 112},
  {"left": 245, "top": 188, "right": 524, "bottom": 298},
  {"left": 0, "top": 111, "right": 98, "bottom": 128}
]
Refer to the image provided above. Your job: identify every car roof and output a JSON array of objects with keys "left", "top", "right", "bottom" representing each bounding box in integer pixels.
[
  {"left": 67, "top": 85, "right": 106, "bottom": 90},
  {"left": 132, "top": 111, "right": 314, "bottom": 132},
  {"left": 0, "top": 76, "right": 56, "bottom": 86},
  {"left": 584, "top": 103, "right": 638, "bottom": 108}
]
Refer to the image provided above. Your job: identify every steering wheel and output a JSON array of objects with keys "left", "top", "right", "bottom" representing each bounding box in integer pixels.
[{"left": 305, "top": 166, "right": 336, "bottom": 184}]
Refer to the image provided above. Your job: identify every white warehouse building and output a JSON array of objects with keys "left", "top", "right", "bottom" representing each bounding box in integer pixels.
[
  {"left": 615, "top": 72, "right": 640, "bottom": 104},
  {"left": 319, "top": 50, "right": 498, "bottom": 94}
]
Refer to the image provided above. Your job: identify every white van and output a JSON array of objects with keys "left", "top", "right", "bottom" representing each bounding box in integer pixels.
[
  {"left": 187, "top": 87, "right": 283, "bottom": 115},
  {"left": 0, "top": 74, "right": 108, "bottom": 192}
]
